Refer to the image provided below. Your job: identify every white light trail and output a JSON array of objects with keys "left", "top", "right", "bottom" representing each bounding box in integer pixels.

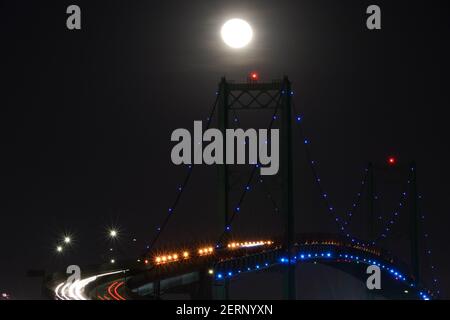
[{"left": 54, "top": 270, "right": 128, "bottom": 300}]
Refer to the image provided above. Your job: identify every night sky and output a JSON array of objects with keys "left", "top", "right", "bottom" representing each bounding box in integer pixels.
[{"left": 1, "top": 0, "right": 450, "bottom": 299}]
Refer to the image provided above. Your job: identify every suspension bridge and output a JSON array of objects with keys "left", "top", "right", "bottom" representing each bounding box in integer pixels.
[{"left": 46, "top": 75, "right": 440, "bottom": 300}]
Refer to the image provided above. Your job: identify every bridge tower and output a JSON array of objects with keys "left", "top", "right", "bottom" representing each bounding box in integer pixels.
[{"left": 215, "top": 76, "right": 296, "bottom": 300}]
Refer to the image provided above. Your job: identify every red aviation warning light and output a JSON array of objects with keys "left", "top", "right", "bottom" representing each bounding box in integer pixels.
[
  {"left": 248, "top": 72, "right": 259, "bottom": 82},
  {"left": 388, "top": 156, "right": 397, "bottom": 166}
]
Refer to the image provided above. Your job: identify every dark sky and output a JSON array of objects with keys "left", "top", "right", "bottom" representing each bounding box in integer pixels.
[{"left": 1, "top": 0, "right": 450, "bottom": 299}]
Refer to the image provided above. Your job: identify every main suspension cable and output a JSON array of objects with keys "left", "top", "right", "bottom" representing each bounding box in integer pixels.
[{"left": 146, "top": 94, "right": 219, "bottom": 252}]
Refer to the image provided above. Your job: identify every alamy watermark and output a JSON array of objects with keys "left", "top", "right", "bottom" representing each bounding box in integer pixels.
[
  {"left": 366, "top": 265, "right": 381, "bottom": 290},
  {"left": 65, "top": 5, "right": 380, "bottom": 31},
  {"left": 171, "top": 121, "right": 279, "bottom": 175},
  {"left": 366, "top": 5, "right": 381, "bottom": 30},
  {"left": 66, "top": 5, "right": 81, "bottom": 30}
]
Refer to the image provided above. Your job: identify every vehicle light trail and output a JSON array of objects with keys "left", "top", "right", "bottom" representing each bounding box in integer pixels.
[
  {"left": 228, "top": 240, "right": 273, "bottom": 249},
  {"left": 54, "top": 270, "right": 128, "bottom": 300},
  {"left": 54, "top": 282, "right": 65, "bottom": 300},
  {"left": 114, "top": 282, "right": 126, "bottom": 300},
  {"left": 151, "top": 240, "right": 275, "bottom": 266},
  {"left": 107, "top": 281, "right": 120, "bottom": 301},
  {"left": 106, "top": 281, "right": 126, "bottom": 301}
]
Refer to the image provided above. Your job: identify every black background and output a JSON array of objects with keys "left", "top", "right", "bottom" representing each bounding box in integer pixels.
[{"left": 1, "top": 0, "right": 449, "bottom": 299}]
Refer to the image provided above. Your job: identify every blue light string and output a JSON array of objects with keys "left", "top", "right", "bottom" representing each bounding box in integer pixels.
[
  {"left": 341, "top": 168, "right": 369, "bottom": 232},
  {"left": 417, "top": 192, "right": 441, "bottom": 298},
  {"left": 368, "top": 169, "right": 412, "bottom": 245},
  {"left": 372, "top": 187, "right": 409, "bottom": 245},
  {"left": 292, "top": 100, "right": 372, "bottom": 246},
  {"left": 214, "top": 247, "right": 432, "bottom": 299},
  {"left": 231, "top": 110, "right": 280, "bottom": 214},
  {"left": 146, "top": 94, "right": 219, "bottom": 252}
]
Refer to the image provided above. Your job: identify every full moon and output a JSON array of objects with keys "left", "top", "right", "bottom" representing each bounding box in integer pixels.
[{"left": 221, "top": 18, "right": 253, "bottom": 49}]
